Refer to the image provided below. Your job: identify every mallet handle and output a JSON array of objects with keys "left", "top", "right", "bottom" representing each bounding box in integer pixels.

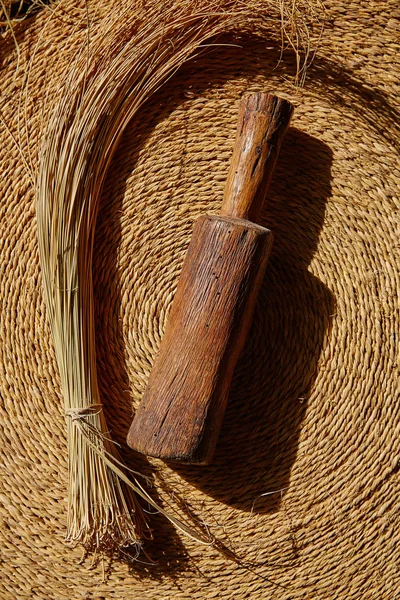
[{"left": 221, "top": 93, "right": 293, "bottom": 222}]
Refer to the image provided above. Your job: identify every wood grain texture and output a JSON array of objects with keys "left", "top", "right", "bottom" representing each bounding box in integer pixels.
[
  {"left": 221, "top": 94, "right": 293, "bottom": 222},
  {"left": 127, "top": 93, "right": 293, "bottom": 463},
  {"left": 127, "top": 215, "right": 273, "bottom": 463}
]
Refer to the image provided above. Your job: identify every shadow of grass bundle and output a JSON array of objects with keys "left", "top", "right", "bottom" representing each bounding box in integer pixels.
[{"left": 35, "top": 0, "right": 321, "bottom": 556}]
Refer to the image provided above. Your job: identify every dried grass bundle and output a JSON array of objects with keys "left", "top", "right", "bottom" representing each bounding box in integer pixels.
[{"left": 35, "top": 0, "right": 321, "bottom": 556}]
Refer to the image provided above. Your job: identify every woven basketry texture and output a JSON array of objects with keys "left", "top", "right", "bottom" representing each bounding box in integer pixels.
[{"left": 0, "top": 1, "right": 399, "bottom": 598}]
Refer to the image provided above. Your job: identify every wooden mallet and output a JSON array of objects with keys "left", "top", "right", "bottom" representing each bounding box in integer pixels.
[{"left": 127, "top": 92, "right": 293, "bottom": 464}]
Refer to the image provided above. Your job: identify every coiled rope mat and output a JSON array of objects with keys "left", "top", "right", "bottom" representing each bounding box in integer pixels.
[{"left": 0, "top": 1, "right": 399, "bottom": 598}]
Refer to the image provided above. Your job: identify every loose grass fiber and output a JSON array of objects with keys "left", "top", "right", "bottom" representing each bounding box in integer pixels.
[
  {"left": 35, "top": 0, "right": 318, "bottom": 556},
  {"left": 0, "top": 0, "right": 399, "bottom": 597}
]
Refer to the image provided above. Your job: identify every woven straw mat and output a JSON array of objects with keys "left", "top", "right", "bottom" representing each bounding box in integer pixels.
[{"left": 0, "top": 1, "right": 399, "bottom": 598}]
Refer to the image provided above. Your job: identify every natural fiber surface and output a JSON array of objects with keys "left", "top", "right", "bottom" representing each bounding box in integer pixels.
[{"left": 0, "top": 0, "right": 399, "bottom": 598}]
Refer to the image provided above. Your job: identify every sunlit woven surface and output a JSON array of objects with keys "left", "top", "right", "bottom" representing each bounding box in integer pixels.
[{"left": 0, "top": 1, "right": 399, "bottom": 597}]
